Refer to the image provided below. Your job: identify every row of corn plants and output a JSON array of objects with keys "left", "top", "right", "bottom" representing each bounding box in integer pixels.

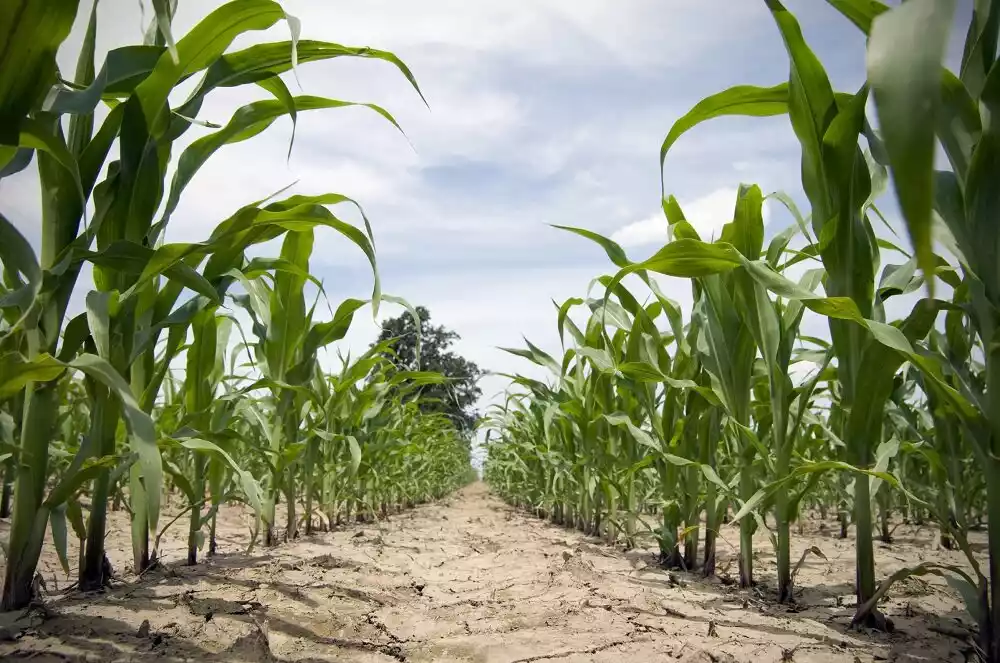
[
  {"left": 0, "top": 0, "right": 474, "bottom": 611},
  {"left": 485, "top": 0, "right": 999, "bottom": 656}
]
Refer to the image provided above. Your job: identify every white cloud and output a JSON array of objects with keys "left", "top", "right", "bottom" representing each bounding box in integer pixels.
[
  {"left": 612, "top": 187, "right": 776, "bottom": 248},
  {"left": 279, "top": 0, "right": 762, "bottom": 71},
  {"left": 4, "top": 0, "right": 845, "bottom": 424},
  {"left": 611, "top": 210, "right": 667, "bottom": 247}
]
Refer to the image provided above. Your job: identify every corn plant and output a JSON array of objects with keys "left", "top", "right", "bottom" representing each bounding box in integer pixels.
[
  {"left": 821, "top": 0, "right": 1000, "bottom": 656},
  {"left": 0, "top": 0, "right": 448, "bottom": 610},
  {"left": 618, "top": 0, "right": 966, "bottom": 626},
  {"left": 486, "top": 0, "right": 997, "bottom": 644}
]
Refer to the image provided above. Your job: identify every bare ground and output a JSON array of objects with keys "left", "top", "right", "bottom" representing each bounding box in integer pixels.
[{"left": 0, "top": 482, "right": 983, "bottom": 662}]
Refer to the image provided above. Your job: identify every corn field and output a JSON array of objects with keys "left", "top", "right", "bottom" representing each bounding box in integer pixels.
[
  {"left": 484, "top": 0, "right": 1000, "bottom": 659},
  {"left": 0, "top": 0, "right": 474, "bottom": 613},
  {"left": 2, "top": 0, "right": 999, "bottom": 661}
]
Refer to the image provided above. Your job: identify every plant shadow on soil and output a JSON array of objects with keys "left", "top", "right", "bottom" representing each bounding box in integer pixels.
[
  {"left": 489, "top": 498, "right": 982, "bottom": 662},
  {"left": 0, "top": 484, "right": 985, "bottom": 662}
]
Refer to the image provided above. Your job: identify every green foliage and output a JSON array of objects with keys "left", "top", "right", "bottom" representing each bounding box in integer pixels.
[
  {"left": 0, "top": 0, "right": 471, "bottom": 610},
  {"left": 486, "top": 0, "right": 999, "bottom": 649},
  {"left": 373, "top": 306, "right": 484, "bottom": 434}
]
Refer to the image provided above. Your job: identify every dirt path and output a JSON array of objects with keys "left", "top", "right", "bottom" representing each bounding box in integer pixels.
[{"left": 0, "top": 483, "right": 979, "bottom": 662}]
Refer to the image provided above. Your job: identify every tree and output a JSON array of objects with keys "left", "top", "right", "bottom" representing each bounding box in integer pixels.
[{"left": 373, "top": 307, "right": 483, "bottom": 434}]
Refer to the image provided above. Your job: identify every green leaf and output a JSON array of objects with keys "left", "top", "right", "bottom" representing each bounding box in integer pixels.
[
  {"left": 766, "top": 0, "right": 838, "bottom": 224},
  {"left": 176, "top": 437, "right": 263, "bottom": 521},
  {"left": 723, "top": 184, "right": 764, "bottom": 260},
  {"left": 185, "top": 307, "right": 218, "bottom": 415},
  {"left": 254, "top": 196, "right": 380, "bottom": 306},
  {"left": 50, "top": 505, "right": 71, "bottom": 575},
  {"left": 823, "top": 0, "right": 889, "bottom": 34},
  {"left": 266, "top": 229, "right": 312, "bottom": 379},
  {"left": 732, "top": 459, "right": 904, "bottom": 523},
  {"left": 19, "top": 118, "right": 84, "bottom": 202},
  {"left": 765, "top": 224, "right": 801, "bottom": 268},
  {"left": 621, "top": 239, "right": 745, "bottom": 280},
  {"left": 387, "top": 371, "right": 447, "bottom": 387},
  {"left": 875, "top": 237, "right": 912, "bottom": 259},
  {"left": 281, "top": 10, "right": 302, "bottom": 86},
  {"left": 163, "top": 459, "right": 196, "bottom": 502},
  {"left": 83, "top": 240, "right": 221, "bottom": 305},
  {"left": 732, "top": 486, "right": 771, "bottom": 523},
  {"left": 938, "top": 70, "right": 981, "bottom": 181},
  {"left": 0, "top": 0, "right": 80, "bottom": 145},
  {"left": 964, "top": 64, "right": 1000, "bottom": 295},
  {"left": 659, "top": 83, "right": 789, "bottom": 193},
  {"left": 959, "top": 0, "right": 1000, "bottom": 99},
  {"left": 553, "top": 225, "right": 630, "bottom": 268},
  {"left": 0, "top": 354, "right": 66, "bottom": 398},
  {"left": 740, "top": 261, "right": 916, "bottom": 354},
  {"left": 868, "top": 0, "right": 956, "bottom": 295},
  {"left": 85, "top": 290, "right": 116, "bottom": 360},
  {"left": 67, "top": 0, "right": 98, "bottom": 158},
  {"left": 69, "top": 354, "right": 161, "bottom": 531},
  {"left": 603, "top": 413, "right": 659, "bottom": 452},
  {"left": 45, "top": 46, "right": 166, "bottom": 115},
  {"left": 616, "top": 362, "right": 720, "bottom": 403},
  {"left": 869, "top": 436, "right": 899, "bottom": 497},
  {"left": 347, "top": 435, "right": 362, "bottom": 476},
  {"left": 617, "top": 361, "right": 666, "bottom": 382},
  {"left": 151, "top": 0, "right": 178, "bottom": 63},
  {"left": 700, "top": 465, "right": 729, "bottom": 494},
  {"left": 178, "top": 40, "right": 426, "bottom": 124},
  {"left": 576, "top": 346, "right": 616, "bottom": 374},
  {"left": 135, "top": 0, "right": 286, "bottom": 132},
  {"left": 0, "top": 212, "right": 41, "bottom": 312},
  {"left": 500, "top": 338, "right": 562, "bottom": 376},
  {"left": 303, "top": 298, "right": 368, "bottom": 355},
  {"left": 556, "top": 297, "right": 584, "bottom": 348},
  {"left": 162, "top": 95, "right": 404, "bottom": 223},
  {"left": 44, "top": 453, "right": 120, "bottom": 508},
  {"left": 66, "top": 500, "right": 87, "bottom": 542},
  {"left": 0, "top": 147, "right": 33, "bottom": 179}
]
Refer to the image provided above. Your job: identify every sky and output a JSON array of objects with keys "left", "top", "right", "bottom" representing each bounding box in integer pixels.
[{"left": 1, "top": 0, "right": 973, "bottom": 449}]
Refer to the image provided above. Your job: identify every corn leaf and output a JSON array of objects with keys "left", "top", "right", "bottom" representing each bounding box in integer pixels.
[{"left": 868, "top": 0, "right": 957, "bottom": 294}]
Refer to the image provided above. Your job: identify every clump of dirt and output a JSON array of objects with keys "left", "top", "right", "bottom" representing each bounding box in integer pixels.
[{"left": 0, "top": 483, "right": 983, "bottom": 662}]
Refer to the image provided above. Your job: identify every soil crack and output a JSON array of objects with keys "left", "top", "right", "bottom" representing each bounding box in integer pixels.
[
  {"left": 1, "top": 483, "right": 974, "bottom": 663},
  {"left": 508, "top": 639, "right": 631, "bottom": 662}
]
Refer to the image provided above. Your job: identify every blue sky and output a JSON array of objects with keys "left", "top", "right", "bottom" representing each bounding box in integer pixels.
[{"left": 2, "top": 0, "right": 971, "bottom": 425}]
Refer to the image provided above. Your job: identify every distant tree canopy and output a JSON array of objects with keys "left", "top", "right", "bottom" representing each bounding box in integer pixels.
[{"left": 373, "top": 307, "right": 483, "bottom": 434}]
